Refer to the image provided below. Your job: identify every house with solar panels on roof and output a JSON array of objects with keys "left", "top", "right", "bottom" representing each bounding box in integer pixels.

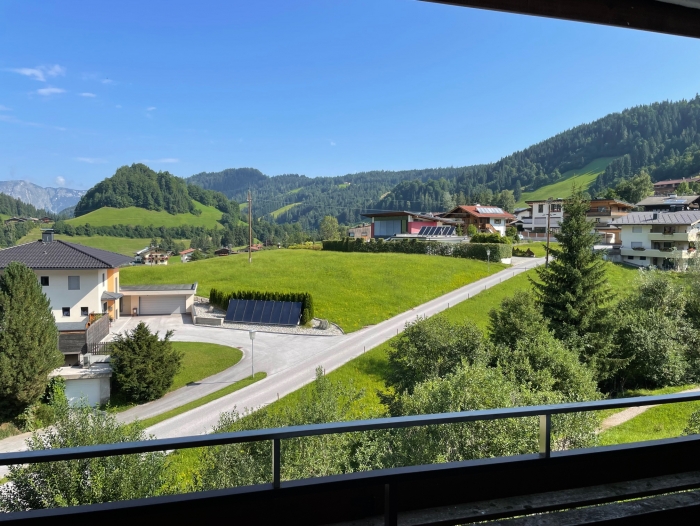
[
  {"left": 441, "top": 205, "right": 516, "bottom": 236},
  {"left": 360, "top": 211, "right": 462, "bottom": 240}
]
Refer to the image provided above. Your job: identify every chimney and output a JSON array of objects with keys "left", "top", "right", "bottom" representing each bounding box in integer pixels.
[{"left": 41, "top": 229, "right": 54, "bottom": 243}]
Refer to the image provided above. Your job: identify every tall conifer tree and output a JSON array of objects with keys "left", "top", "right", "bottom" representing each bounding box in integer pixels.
[
  {"left": 0, "top": 262, "right": 63, "bottom": 420},
  {"left": 531, "top": 186, "right": 619, "bottom": 380}
]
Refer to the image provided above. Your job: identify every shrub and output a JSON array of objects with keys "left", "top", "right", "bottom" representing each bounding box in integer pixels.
[
  {"left": 110, "top": 322, "right": 183, "bottom": 403},
  {"left": 322, "top": 238, "right": 511, "bottom": 261},
  {"left": 470, "top": 232, "right": 510, "bottom": 244}
]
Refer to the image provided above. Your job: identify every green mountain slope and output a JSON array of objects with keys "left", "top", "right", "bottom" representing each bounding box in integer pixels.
[
  {"left": 516, "top": 157, "right": 616, "bottom": 207},
  {"left": 65, "top": 201, "right": 223, "bottom": 228}
]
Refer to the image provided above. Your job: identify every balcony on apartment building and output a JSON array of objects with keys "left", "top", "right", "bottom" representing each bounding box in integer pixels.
[
  {"left": 647, "top": 226, "right": 699, "bottom": 243},
  {"left": 620, "top": 246, "right": 696, "bottom": 259}
]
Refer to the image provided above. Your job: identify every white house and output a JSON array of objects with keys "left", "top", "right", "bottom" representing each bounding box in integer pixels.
[
  {"left": 611, "top": 211, "right": 700, "bottom": 270},
  {"left": 524, "top": 198, "right": 565, "bottom": 233}
]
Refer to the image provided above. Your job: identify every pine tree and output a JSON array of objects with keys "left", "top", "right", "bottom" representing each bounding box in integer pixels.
[
  {"left": 531, "top": 186, "right": 620, "bottom": 381},
  {"left": 0, "top": 262, "right": 63, "bottom": 420}
]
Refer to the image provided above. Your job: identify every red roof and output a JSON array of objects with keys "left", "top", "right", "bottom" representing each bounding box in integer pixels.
[
  {"left": 446, "top": 205, "right": 516, "bottom": 220},
  {"left": 180, "top": 248, "right": 196, "bottom": 254}
]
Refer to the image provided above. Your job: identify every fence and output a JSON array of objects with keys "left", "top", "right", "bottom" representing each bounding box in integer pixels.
[
  {"left": 2, "top": 392, "right": 700, "bottom": 524},
  {"left": 88, "top": 342, "right": 113, "bottom": 355}
]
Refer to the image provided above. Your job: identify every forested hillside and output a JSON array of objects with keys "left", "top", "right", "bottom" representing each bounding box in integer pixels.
[
  {"left": 187, "top": 96, "right": 700, "bottom": 227},
  {"left": 0, "top": 192, "right": 54, "bottom": 248},
  {"left": 74, "top": 164, "right": 239, "bottom": 220}
]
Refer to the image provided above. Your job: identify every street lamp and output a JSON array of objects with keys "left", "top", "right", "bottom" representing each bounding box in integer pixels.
[
  {"left": 249, "top": 330, "right": 256, "bottom": 378},
  {"left": 486, "top": 248, "right": 491, "bottom": 273}
]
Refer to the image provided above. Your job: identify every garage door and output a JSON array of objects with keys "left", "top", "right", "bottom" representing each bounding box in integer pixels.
[
  {"left": 139, "top": 295, "right": 187, "bottom": 315},
  {"left": 65, "top": 379, "right": 101, "bottom": 407}
]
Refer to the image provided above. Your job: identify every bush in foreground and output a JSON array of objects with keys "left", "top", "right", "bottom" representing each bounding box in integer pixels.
[{"left": 0, "top": 404, "right": 166, "bottom": 511}]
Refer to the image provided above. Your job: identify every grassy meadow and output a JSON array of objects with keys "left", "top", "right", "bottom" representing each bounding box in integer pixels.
[
  {"left": 65, "top": 200, "right": 223, "bottom": 228},
  {"left": 121, "top": 249, "right": 506, "bottom": 332},
  {"left": 516, "top": 157, "right": 616, "bottom": 207},
  {"left": 15, "top": 228, "right": 189, "bottom": 256},
  {"left": 269, "top": 203, "right": 300, "bottom": 218}
]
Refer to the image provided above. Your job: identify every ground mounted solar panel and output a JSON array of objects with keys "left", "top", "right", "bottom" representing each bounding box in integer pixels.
[
  {"left": 445, "top": 226, "right": 455, "bottom": 235},
  {"left": 225, "top": 299, "right": 303, "bottom": 326},
  {"left": 418, "top": 226, "right": 428, "bottom": 235}
]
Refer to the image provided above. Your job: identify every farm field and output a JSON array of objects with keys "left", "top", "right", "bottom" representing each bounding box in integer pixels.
[
  {"left": 516, "top": 157, "right": 616, "bottom": 207},
  {"left": 15, "top": 228, "right": 188, "bottom": 256},
  {"left": 65, "top": 200, "right": 223, "bottom": 228},
  {"left": 121, "top": 249, "right": 506, "bottom": 332}
]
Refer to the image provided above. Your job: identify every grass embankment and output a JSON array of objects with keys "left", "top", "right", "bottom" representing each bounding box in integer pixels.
[
  {"left": 516, "top": 157, "right": 616, "bottom": 207},
  {"left": 121, "top": 250, "right": 506, "bottom": 332},
  {"left": 513, "top": 242, "right": 559, "bottom": 258},
  {"left": 107, "top": 342, "right": 243, "bottom": 412},
  {"left": 16, "top": 228, "right": 189, "bottom": 256},
  {"left": 65, "top": 200, "right": 223, "bottom": 228},
  {"left": 141, "top": 373, "right": 266, "bottom": 429}
]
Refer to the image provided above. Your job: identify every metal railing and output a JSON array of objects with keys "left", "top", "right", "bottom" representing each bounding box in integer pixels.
[
  {"left": 87, "top": 342, "right": 112, "bottom": 355},
  {"left": 3, "top": 391, "right": 700, "bottom": 491}
]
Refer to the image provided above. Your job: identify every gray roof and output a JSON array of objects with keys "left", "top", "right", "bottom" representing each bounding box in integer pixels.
[
  {"left": 55, "top": 321, "right": 88, "bottom": 332},
  {"left": 101, "top": 291, "right": 124, "bottom": 301},
  {"left": 0, "top": 240, "right": 134, "bottom": 270},
  {"left": 120, "top": 283, "right": 197, "bottom": 292},
  {"left": 612, "top": 211, "right": 700, "bottom": 225},
  {"left": 635, "top": 195, "right": 700, "bottom": 207}
]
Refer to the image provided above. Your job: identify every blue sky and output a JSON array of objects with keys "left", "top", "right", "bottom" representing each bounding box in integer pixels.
[{"left": 1, "top": 0, "right": 700, "bottom": 190}]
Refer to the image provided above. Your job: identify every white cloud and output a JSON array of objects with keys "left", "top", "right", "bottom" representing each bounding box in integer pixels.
[
  {"left": 79, "top": 92, "right": 96, "bottom": 98},
  {"left": 0, "top": 105, "right": 10, "bottom": 111},
  {"left": 76, "top": 157, "right": 107, "bottom": 164},
  {"left": 9, "top": 64, "right": 66, "bottom": 82},
  {"left": 146, "top": 106, "right": 156, "bottom": 111},
  {"left": 102, "top": 79, "right": 113, "bottom": 84},
  {"left": 115, "top": 104, "right": 122, "bottom": 108},
  {"left": 330, "top": 141, "right": 336, "bottom": 146},
  {"left": 139, "top": 158, "right": 179, "bottom": 164},
  {"left": 55, "top": 176, "right": 66, "bottom": 186},
  {"left": 36, "top": 87, "right": 65, "bottom": 96}
]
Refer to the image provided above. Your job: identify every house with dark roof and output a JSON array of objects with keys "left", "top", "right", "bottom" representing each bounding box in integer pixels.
[
  {"left": 0, "top": 230, "right": 198, "bottom": 365},
  {"left": 360, "top": 211, "right": 459, "bottom": 238}
]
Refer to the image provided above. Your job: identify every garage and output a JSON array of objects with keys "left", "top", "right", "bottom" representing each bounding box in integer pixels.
[{"left": 139, "top": 295, "right": 187, "bottom": 315}]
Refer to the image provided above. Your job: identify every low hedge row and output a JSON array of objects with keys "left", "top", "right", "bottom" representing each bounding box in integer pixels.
[
  {"left": 322, "top": 238, "right": 511, "bottom": 262},
  {"left": 209, "top": 289, "right": 314, "bottom": 325}
]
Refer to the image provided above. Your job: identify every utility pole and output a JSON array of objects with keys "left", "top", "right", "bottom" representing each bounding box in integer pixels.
[
  {"left": 247, "top": 190, "right": 252, "bottom": 264},
  {"left": 545, "top": 197, "right": 553, "bottom": 268}
]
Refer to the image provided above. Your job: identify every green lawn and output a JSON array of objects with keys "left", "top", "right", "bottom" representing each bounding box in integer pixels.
[
  {"left": 516, "top": 157, "right": 617, "bottom": 207},
  {"left": 121, "top": 250, "right": 506, "bottom": 332},
  {"left": 269, "top": 202, "right": 300, "bottom": 219},
  {"left": 514, "top": 242, "right": 559, "bottom": 258},
  {"left": 106, "top": 342, "right": 243, "bottom": 412},
  {"left": 65, "top": 200, "right": 223, "bottom": 228},
  {"left": 15, "top": 228, "right": 189, "bottom": 256}
]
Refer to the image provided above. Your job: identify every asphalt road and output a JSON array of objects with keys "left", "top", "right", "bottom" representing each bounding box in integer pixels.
[{"left": 144, "top": 257, "right": 545, "bottom": 439}]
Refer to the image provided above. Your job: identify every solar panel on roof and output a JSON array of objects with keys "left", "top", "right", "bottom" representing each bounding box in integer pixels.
[{"left": 476, "top": 207, "right": 504, "bottom": 214}]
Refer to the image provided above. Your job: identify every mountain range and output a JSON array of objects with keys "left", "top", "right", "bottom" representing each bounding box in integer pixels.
[{"left": 0, "top": 181, "right": 85, "bottom": 214}]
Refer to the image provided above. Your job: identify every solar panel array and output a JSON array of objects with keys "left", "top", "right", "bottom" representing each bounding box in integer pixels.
[
  {"left": 476, "top": 207, "right": 504, "bottom": 214},
  {"left": 417, "top": 226, "right": 456, "bottom": 236},
  {"left": 225, "top": 299, "right": 303, "bottom": 326}
]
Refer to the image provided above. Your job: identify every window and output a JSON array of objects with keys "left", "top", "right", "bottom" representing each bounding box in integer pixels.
[
  {"left": 631, "top": 242, "right": 643, "bottom": 248},
  {"left": 538, "top": 204, "right": 544, "bottom": 213},
  {"left": 640, "top": 256, "right": 647, "bottom": 260},
  {"left": 62, "top": 307, "right": 70, "bottom": 317},
  {"left": 68, "top": 276, "right": 80, "bottom": 290},
  {"left": 551, "top": 204, "right": 562, "bottom": 213},
  {"left": 102, "top": 273, "right": 106, "bottom": 285},
  {"left": 40, "top": 276, "right": 49, "bottom": 286},
  {"left": 103, "top": 302, "right": 108, "bottom": 313},
  {"left": 632, "top": 226, "right": 642, "bottom": 233},
  {"left": 81, "top": 307, "right": 89, "bottom": 316},
  {"left": 627, "top": 256, "right": 634, "bottom": 260},
  {"left": 115, "top": 277, "right": 118, "bottom": 291},
  {"left": 493, "top": 219, "right": 501, "bottom": 224}
]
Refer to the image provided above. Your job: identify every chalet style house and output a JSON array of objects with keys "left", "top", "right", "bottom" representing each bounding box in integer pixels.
[{"left": 441, "top": 205, "right": 516, "bottom": 236}]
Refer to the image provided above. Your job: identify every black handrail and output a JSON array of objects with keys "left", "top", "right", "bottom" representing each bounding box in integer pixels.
[{"left": 2, "top": 391, "right": 700, "bottom": 474}]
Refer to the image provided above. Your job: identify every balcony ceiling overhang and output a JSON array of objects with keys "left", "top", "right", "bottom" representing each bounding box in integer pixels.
[{"left": 422, "top": 0, "right": 700, "bottom": 39}]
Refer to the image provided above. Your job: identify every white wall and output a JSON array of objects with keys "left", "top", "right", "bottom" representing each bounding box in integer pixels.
[
  {"left": 529, "top": 201, "right": 564, "bottom": 230},
  {"left": 36, "top": 269, "right": 103, "bottom": 323}
]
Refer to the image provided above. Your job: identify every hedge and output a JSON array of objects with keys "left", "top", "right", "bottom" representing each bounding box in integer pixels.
[
  {"left": 322, "top": 238, "right": 511, "bottom": 262},
  {"left": 209, "top": 289, "right": 314, "bottom": 325}
]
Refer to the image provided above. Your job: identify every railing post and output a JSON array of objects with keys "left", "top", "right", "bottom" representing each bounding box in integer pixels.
[
  {"left": 272, "top": 438, "right": 281, "bottom": 489},
  {"left": 385, "top": 482, "right": 397, "bottom": 526},
  {"left": 539, "top": 414, "right": 551, "bottom": 458}
]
